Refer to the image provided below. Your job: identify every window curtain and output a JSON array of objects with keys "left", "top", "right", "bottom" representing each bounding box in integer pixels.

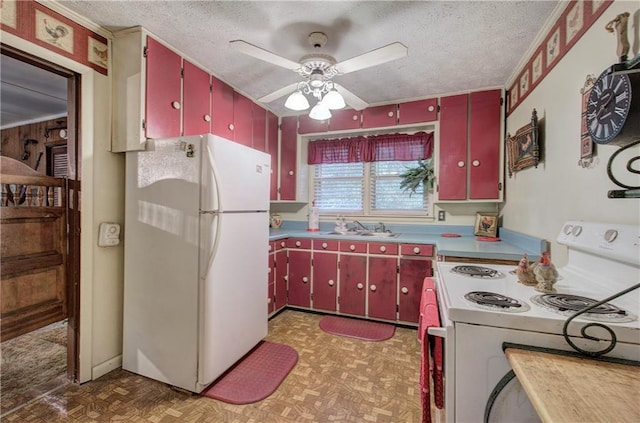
[{"left": 308, "top": 131, "right": 434, "bottom": 164}]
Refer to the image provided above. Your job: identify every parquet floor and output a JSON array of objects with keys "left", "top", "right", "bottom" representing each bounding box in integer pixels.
[{"left": 2, "top": 310, "right": 425, "bottom": 422}]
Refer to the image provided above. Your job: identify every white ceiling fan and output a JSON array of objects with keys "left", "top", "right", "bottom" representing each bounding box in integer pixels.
[{"left": 230, "top": 32, "right": 407, "bottom": 119}]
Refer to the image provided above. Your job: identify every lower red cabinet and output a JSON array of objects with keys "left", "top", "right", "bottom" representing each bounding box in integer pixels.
[
  {"left": 398, "top": 258, "right": 433, "bottom": 323},
  {"left": 288, "top": 250, "right": 311, "bottom": 307},
  {"left": 338, "top": 254, "right": 367, "bottom": 316},
  {"left": 368, "top": 256, "right": 398, "bottom": 320},
  {"left": 312, "top": 251, "right": 338, "bottom": 312},
  {"left": 274, "top": 249, "right": 288, "bottom": 311}
]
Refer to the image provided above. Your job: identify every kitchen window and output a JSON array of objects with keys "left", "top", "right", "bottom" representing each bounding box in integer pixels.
[{"left": 308, "top": 131, "right": 434, "bottom": 217}]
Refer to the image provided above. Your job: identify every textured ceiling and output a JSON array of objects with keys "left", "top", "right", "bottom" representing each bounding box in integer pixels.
[
  {"left": 60, "top": 0, "right": 558, "bottom": 115},
  {"left": 2, "top": 1, "right": 559, "bottom": 127}
]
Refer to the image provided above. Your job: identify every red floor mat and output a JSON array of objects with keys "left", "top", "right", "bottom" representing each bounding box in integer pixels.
[
  {"left": 202, "top": 341, "right": 298, "bottom": 404},
  {"left": 319, "top": 315, "right": 395, "bottom": 341}
]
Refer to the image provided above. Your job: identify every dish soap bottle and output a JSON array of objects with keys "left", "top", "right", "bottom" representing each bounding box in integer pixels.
[{"left": 308, "top": 201, "right": 320, "bottom": 232}]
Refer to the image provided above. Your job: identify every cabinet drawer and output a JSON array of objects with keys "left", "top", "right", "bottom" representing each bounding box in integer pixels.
[
  {"left": 398, "top": 98, "right": 438, "bottom": 124},
  {"left": 400, "top": 244, "right": 434, "bottom": 257},
  {"left": 339, "top": 241, "right": 367, "bottom": 253},
  {"left": 287, "top": 238, "right": 312, "bottom": 249},
  {"left": 313, "top": 239, "right": 339, "bottom": 251},
  {"left": 362, "top": 104, "right": 398, "bottom": 128},
  {"left": 368, "top": 242, "right": 399, "bottom": 255}
]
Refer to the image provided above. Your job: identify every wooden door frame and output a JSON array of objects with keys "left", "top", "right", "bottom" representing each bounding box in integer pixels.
[{"left": 1, "top": 45, "right": 81, "bottom": 382}]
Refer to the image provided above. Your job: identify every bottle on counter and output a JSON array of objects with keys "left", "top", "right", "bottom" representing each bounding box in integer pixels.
[{"left": 308, "top": 201, "right": 319, "bottom": 232}]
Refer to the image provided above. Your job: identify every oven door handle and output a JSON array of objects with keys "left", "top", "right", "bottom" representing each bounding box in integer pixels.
[{"left": 428, "top": 327, "right": 446, "bottom": 338}]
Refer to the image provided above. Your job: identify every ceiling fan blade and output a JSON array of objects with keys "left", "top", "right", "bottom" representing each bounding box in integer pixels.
[
  {"left": 334, "top": 84, "right": 368, "bottom": 110},
  {"left": 229, "top": 40, "right": 300, "bottom": 71},
  {"left": 335, "top": 42, "right": 408, "bottom": 75},
  {"left": 257, "top": 83, "right": 299, "bottom": 103}
]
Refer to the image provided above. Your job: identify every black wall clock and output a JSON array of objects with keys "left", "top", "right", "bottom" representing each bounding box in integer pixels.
[{"left": 586, "top": 70, "right": 640, "bottom": 146}]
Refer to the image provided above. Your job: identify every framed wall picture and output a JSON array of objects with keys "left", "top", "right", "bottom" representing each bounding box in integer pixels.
[
  {"left": 579, "top": 74, "right": 597, "bottom": 167},
  {"left": 507, "top": 109, "right": 540, "bottom": 176},
  {"left": 474, "top": 212, "right": 499, "bottom": 237}
]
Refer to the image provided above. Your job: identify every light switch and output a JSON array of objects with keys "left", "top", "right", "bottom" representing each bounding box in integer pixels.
[{"left": 98, "top": 222, "right": 121, "bottom": 247}]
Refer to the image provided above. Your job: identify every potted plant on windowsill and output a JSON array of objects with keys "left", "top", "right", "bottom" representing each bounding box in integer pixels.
[{"left": 399, "top": 159, "right": 435, "bottom": 197}]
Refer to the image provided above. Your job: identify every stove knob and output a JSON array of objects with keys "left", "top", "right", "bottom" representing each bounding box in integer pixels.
[
  {"left": 604, "top": 229, "right": 618, "bottom": 243},
  {"left": 563, "top": 224, "right": 573, "bottom": 235},
  {"left": 571, "top": 225, "right": 582, "bottom": 236}
]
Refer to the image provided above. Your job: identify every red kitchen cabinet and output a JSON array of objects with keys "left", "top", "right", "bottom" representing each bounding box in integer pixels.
[
  {"left": 398, "top": 98, "right": 438, "bottom": 125},
  {"left": 145, "top": 36, "right": 182, "bottom": 139},
  {"left": 279, "top": 116, "right": 298, "bottom": 201},
  {"left": 298, "top": 114, "right": 328, "bottom": 134},
  {"left": 438, "top": 94, "right": 469, "bottom": 200},
  {"left": 367, "top": 256, "right": 398, "bottom": 320},
  {"left": 266, "top": 112, "right": 279, "bottom": 200},
  {"left": 274, "top": 248, "right": 288, "bottom": 311},
  {"left": 329, "top": 109, "right": 361, "bottom": 131},
  {"left": 338, "top": 254, "right": 367, "bottom": 316},
  {"left": 438, "top": 90, "right": 502, "bottom": 201},
  {"left": 362, "top": 104, "right": 397, "bottom": 128},
  {"left": 469, "top": 89, "right": 502, "bottom": 199},
  {"left": 312, "top": 250, "right": 338, "bottom": 312},
  {"left": 288, "top": 249, "right": 311, "bottom": 307},
  {"left": 252, "top": 103, "right": 266, "bottom": 151},
  {"left": 233, "top": 91, "right": 253, "bottom": 146},
  {"left": 211, "top": 76, "right": 235, "bottom": 140},
  {"left": 398, "top": 258, "right": 433, "bottom": 323},
  {"left": 182, "top": 60, "right": 211, "bottom": 136}
]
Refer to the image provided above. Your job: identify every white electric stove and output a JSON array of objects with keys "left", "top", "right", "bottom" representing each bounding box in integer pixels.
[{"left": 434, "top": 221, "right": 640, "bottom": 423}]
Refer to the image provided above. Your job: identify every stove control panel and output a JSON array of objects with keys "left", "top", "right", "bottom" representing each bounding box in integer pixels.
[{"left": 557, "top": 221, "right": 640, "bottom": 266}]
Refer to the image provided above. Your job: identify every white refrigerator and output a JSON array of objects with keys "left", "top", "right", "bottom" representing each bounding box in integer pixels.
[{"left": 123, "top": 134, "right": 270, "bottom": 392}]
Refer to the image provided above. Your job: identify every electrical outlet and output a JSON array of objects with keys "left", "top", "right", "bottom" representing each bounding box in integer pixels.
[{"left": 438, "top": 210, "right": 446, "bottom": 221}]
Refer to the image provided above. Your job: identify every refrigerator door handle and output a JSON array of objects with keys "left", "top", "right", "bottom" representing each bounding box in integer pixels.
[
  {"left": 206, "top": 212, "right": 222, "bottom": 277},
  {"left": 204, "top": 145, "right": 223, "bottom": 212}
]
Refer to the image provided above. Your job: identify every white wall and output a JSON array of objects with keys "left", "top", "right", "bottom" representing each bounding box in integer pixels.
[
  {"left": 1, "top": 32, "right": 125, "bottom": 383},
  {"left": 502, "top": 1, "right": 640, "bottom": 265}
]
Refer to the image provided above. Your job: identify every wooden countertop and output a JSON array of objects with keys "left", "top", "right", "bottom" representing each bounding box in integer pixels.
[{"left": 505, "top": 347, "right": 640, "bottom": 423}]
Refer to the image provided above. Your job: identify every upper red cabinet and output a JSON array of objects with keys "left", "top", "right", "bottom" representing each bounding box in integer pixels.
[
  {"left": 438, "top": 90, "right": 503, "bottom": 201},
  {"left": 266, "top": 111, "right": 279, "bottom": 200},
  {"left": 182, "top": 60, "right": 211, "bottom": 136},
  {"left": 329, "top": 109, "right": 361, "bottom": 131},
  {"left": 298, "top": 115, "right": 329, "bottom": 134},
  {"left": 362, "top": 104, "right": 397, "bottom": 128},
  {"left": 279, "top": 116, "right": 298, "bottom": 201},
  {"left": 398, "top": 98, "right": 438, "bottom": 125},
  {"left": 144, "top": 36, "right": 182, "bottom": 140},
  {"left": 233, "top": 92, "right": 254, "bottom": 146},
  {"left": 211, "top": 76, "right": 235, "bottom": 141},
  {"left": 252, "top": 103, "right": 266, "bottom": 151}
]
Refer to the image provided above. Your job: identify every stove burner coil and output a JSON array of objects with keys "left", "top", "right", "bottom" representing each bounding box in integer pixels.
[
  {"left": 464, "top": 291, "right": 522, "bottom": 309},
  {"left": 535, "top": 294, "right": 627, "bottom": 315},
  {"left": 451, "top": 265, "right": 504, "bottom": 279}
]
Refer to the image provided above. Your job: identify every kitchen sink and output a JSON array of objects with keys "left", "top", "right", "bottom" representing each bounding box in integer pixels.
[{"left": 324, "top": 230, "right": 399, "bottom": 238}]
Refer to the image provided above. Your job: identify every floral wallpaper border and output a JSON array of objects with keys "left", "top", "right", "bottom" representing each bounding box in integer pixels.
[
  {"left": 1, "top": 0, "right": 108, "bottom": 75},
  {"left": 506, "top": 0, "right": 612, "bottom": 115}
]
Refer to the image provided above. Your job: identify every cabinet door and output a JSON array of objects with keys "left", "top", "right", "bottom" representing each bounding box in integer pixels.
[
  {"left": 398, "top": 98, "right": 438, "bottom": 124},
  {"left": 362, "top": 104, "right": 397, "bottom": 128},
  {"left": 266, "top": 112, "right": 279, "bottom": 200},
  {"left": 145, "top": 36, "right": 182, "bottom": 139},
  {"left": 233, "top": 91, "right": 253, "bottom": 146},
  {"left": 367, "top": 256, "right": 397, "bottom": 320},
  {"left": 298, "top": 114, "right": 329, "bottom": 134},
  {"left": 312, "top": 251, "right": 338, "bottom": 312},
  {"left": 469, "top": 90, "right": 501, "bottom": 200},
  {"left": 329, "top": 109, "right": 361, "bottom": 131},
  {"left": 438, "top": 94, "right": 469, "bottom": 200},
  {"left": 252, "top": 103, "right": 266, "bottom": 151},
  {"left": 211, "top": 76, "right": 235, "bottom": 140},
  {"left": 268, "top": 250, "right": 276, "bottom": 314},
  {"left": 182, "top": 60, "right": 211, "bottom": 136},
  {"left": 338, "top": 254, "right": 367, "bottom": 316},
  {"left": 279, "top": 116, "right": 298, "bottom": 201},
  {"left": 274, "top": 249, "right": 288, "bottom": 311},
  {"left": 399, "top": 258, "right": 433, "bottom": 323},
  {"left": 288, "top": 250, "right": 311, "bottom": 307}
]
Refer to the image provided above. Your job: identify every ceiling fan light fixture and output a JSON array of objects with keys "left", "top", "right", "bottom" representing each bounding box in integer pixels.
[
  {"left": 309, "top": 102, "right": 331, "bottom": 120},
  {"left": 284, "top": 90, "right": 310, "bottom": 111},
  {"left": 321, "top": 88, "right": 346, "bottom": 110}
]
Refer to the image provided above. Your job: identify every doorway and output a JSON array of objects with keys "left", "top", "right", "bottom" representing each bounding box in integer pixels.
[{"left": 0, "top": 45, "right": 81, "bottom": 413}]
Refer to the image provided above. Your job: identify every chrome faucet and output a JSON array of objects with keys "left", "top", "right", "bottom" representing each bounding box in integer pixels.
[
  {"left": 375, "top": 222, "right": 387, "bottom": 233},
  {"left": 352, "top": 220, "right": 369, "bottom": 231}
]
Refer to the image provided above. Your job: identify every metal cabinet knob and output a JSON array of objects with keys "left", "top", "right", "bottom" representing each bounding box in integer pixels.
[
  {"left": 268, "top": 267, "right": 271, "bottom": 273},
  {"left": 370, "top": 284, "right": 377, "bottom": 292},
  {"left": 283, "top": 275, "right": 288, "bottom": 281},
  {"left": 472, "top": 160, "right": 480, "bottom": 167},
  {"left": 268, "top": 245, "right": 272, "bottom": 251},
  {"left": 428, "top": 105, "right": 435, "bottom": 112},
  {"left": 322, "top": 242, "right": 328, "bottom": 249},
  {"left": 380, "top": 246, "right": 387, "bottom": 252},
  {"left": 296, "top": 241, "right": 301, "bottom": 247},
  {"left": 350, "top": 244, "right": 356, "bottom": 251},
  {"left": 203, "top": 114, "right": 211, "bottom": 122},
  {"left": 268, "top": 297, "right": 271, "bottom": 304},
  {"left": 328, "top": 279, "right": 334, "bottom": 286},
  {"left": 288, "top": 170, "right": 294, "bottom": 176},
  {"left": 171, "top": 101, "right": 181, "bottom": 109},
  {"left": 302, "top": 277, "right": 308, "bottom": 283},
  {"left": 457, "top": 161, "right": 465, "bottom": 168},
  {"left": 401, "top": 287, "right": 409, "bottom": 294},
  {"left": 352, "top": 115, "right": 358, "bottom": 121},
  {"left": 413, "top": 247, "right": 421, "bottom": 254},
  {"left": 228, "top": 123, "right": 234, "bottom": 131},
  {"left": 281, "top": 241, "right": 286, "bottom": 247},
  {"left": 357, "top": 283, "right": 364, "bottom": 290},
  {"left": 387, "top": 111, "right": 394, "bottom": 117}
]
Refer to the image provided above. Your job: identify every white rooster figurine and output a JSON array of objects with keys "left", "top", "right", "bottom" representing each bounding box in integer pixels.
[
  {"left": 515, "top": 254, "right": 536, "bottom": 286},
  {"left": 533, "top": 252, "right": 559, "bottom": 293}
]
